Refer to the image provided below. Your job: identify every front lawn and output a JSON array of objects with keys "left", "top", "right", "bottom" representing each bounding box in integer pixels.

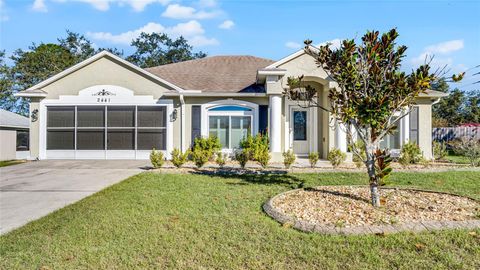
[
  {"left": 1, "top": 171, "right": 479, "bottom": 269},
  {"left": 0, "top": 160, "right": 26, "bottom": 167}
]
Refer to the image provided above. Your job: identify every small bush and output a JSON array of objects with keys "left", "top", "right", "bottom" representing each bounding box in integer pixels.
[
  {"left": 327, "top": 148, "right": 346, "bottom": 168},
  {"left": 433, "top": 141, "right": 448, "bottom": 161},
  {"left": 193, "top": 136, "right": 221, "bottom": 161},
  {"left": 150, "top": 148, "right": 165, "bottom": 168},
  {"left": 451, "top": 137, "right": 480, "bottom": 166},
  {"left": 191, "top": 148, "right": 210, "bottom": 168},
  {"left": 308, "top": 152, "right": 319, "bottom": 168},
  {"left": 239, "top": 133, "right": 270, "bottom": 168},
  {"left": 350, "top": 140, "right": 366, "bottom": 168},
  {"left": 398, "top": 142, "right": 422, "bottom": 166},
  {"left": 235, "top": 150, "right": 250, "bottom": 169},
  {"left": 171, "top": 148, "right": 189, "bottom": 168},
  {"left": 283, "top": 150, "right": 296, "bottom": 169},
  {"left": 215, "top": 152, "right": 227, "bottom": 167}
]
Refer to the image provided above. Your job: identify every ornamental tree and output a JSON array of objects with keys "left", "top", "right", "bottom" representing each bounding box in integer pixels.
[{"left": 285, "top": 29, "right": 448, "bottom": 207}]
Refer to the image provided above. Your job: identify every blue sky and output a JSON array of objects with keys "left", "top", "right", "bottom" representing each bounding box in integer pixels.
[{"left": 1, "top": 0, "right": 479, "bottom": 90}]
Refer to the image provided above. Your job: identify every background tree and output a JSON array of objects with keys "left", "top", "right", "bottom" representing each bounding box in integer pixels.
[
  {"left": 0, "top": 51, "right": 17, "bottom": 113},
  {"left": 285, "top": 29, "right": 442, "bottom": 207},
  {"left": 127, "top": 32, "right": 206, "bottom": 68}
]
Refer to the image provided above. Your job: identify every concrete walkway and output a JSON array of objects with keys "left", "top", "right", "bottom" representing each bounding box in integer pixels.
[{"left": 0, "top": 160, "right": 147, "bottom": 234}]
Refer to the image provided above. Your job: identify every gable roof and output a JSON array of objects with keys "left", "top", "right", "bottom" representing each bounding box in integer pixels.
[
  {"left": 16, "top": 51, "right": 184, "bottom": 98},
  {"left": 146, "top": 56, "right": 274, "bottom": 93},
  {"left": 0, "top": 109, "right": 29, "bottom": 129}
]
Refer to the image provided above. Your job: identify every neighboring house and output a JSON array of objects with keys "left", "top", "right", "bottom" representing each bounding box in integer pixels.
[
  {"left": 0, "top": 109, "right": 30, "bottom": 161},
  {"left": 16, "top": 50, "right": 446, "bottom": 161}
]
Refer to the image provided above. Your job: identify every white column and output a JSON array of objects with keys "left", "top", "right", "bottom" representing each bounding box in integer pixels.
[
  {"left": 335, "top": 120, "right": 347, "bottom": 153},
  {"left": 400, "top": 113, "right": 410, "bottom": 145},
  {"left": 269, "top": 94, "right": 282, "bottom": 153}
]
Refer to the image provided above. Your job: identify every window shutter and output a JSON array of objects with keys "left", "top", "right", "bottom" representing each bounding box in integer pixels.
[
  {"left": 409, "top": 106, "right": 419, "bottom": 144},
  {"left": 191, "top": 105, "right": 201, "bottom": 144},
  {"left": 259, "top": 105, "right": 268, "bottom": 134}
]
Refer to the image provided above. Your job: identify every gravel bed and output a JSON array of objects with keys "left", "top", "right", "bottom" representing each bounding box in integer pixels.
[{"left": 271, "top": 186, "right": 480, "bottom": 227}]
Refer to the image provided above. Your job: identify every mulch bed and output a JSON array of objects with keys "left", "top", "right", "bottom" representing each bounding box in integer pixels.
[{"left": 269, "top": 186, "right": 480, "bottom": 229}]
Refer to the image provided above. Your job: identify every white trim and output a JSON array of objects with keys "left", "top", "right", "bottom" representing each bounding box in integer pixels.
[
  {"left": 162, "top": 92, "right": 267, "bottom": 97},
  {"left": 265, "top": 49, "right": 306, "bottom": 69},
  {"left": 38, "top": 87, "right": 174, "bottom": 160},
  {"left": 200, "top": 99, "right": 259, "bottom": 151},
  {"left": 19, "top": 50, "right": 184, "bottom": 94},
  {"left": 15, "top": 92, "right": 47, "bottom": 98}
]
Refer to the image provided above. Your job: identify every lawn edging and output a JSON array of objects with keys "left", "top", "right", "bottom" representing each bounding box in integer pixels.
[{"left": 263, "top": 186, "right": 480, "bottom": 235}]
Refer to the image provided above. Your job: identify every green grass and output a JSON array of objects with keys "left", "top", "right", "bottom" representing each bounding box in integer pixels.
[
  {"left": 445, "top": 154, "right": 472, "bottom": 165},
  {"left": 0, "top": 160, "right": 25, "bottom": 167},
  {"left": 1, "top": 171, "right": 479, "bottom": 269}
]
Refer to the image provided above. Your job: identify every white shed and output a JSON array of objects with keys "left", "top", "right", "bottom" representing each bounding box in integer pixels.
[{"left": 0, "top": 109, "right": 30, "bottom": 161}]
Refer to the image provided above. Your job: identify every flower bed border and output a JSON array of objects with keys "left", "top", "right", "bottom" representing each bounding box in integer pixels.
[{"left": 263, "top": 186, "right": 480, "bottom": 235}]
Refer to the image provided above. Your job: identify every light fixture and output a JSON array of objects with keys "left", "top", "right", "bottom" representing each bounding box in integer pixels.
[
  {"left": 31, "top": 109, "right": 38, "bottom": 122},
  {"left": 171, "top": 109, "right": 178, "bottom": 121}
]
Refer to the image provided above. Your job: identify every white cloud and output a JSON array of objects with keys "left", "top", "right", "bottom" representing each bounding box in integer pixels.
[
  {"left": 87, "top": 20, "right": 218, "bottom": 47},
  {"left": 218, "top": 20, "right": 234, "bottom": 30},
  {"left": 425, "top": 40, "right": 464, "bottom": 54},
  {"left": 198, "top": 0, "right": 217, "bottom": 8},
  {"left": 285, "top": 41, "right": 302, "bottom": 49},
  {"left": 0, "top": 0, "right": 9, "bottom": 21},
  {"left": 161, "top": 4, "right": 220, "bottom": 19},
  {"left": 44, "top": 0, "right": 171, "bottom": 12},
  {"left": 32, "top": 0, "right": 48, "bottom": 12},
  {"left": 411, "top": 39, "right": 464, "bottom": 68},
  {"left": 318, "top": 38, "right": 342, "bottom": 50}
]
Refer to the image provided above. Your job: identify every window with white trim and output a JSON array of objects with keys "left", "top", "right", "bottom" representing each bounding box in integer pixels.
[{"left": 207, "top": 105, "right": 252, "bottom": 149}]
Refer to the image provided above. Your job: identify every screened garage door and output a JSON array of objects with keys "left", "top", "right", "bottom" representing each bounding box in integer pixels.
[{"left": 45, "top": 105, "right": 167, "bottom": 159}]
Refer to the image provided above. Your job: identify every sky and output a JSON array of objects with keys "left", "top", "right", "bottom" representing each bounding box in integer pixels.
[{"left": 0, "top": 0, "right": 479, "bottom": 91}]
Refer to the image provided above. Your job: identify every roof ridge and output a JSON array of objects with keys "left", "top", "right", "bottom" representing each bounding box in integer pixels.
[{"left": 145, "top": 55, "right": 274, "bottom": 70}]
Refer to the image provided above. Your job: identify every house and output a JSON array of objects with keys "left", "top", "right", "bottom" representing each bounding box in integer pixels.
[
  {"left": 16, "top": 50, "right": 446, "bottom": 161},
  {"left": 0, "top": 109, "right": 30, "bottom": 161}
]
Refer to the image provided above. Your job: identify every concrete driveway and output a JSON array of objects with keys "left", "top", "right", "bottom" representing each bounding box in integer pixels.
[{"left": 0, "top": 160, "right": 148, "bottom": 234}]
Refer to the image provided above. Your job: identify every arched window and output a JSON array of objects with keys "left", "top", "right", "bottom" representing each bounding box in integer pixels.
[{"left": 207, "top": 105, "right": 253, "bottom": 149}]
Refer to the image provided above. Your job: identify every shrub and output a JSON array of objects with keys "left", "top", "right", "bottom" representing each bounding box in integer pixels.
[
  {"left": 215, "top": 152, "right": 227, "bottom": 167},
  {"left": 283, "top": 150, "right": 296, "bottom": 169},
  {"left": 239, "top": 133, "right": 270, "bottom": 168},
  {"left": 308, "top": 152, "right": 319, "bottom": 168},
  {"left": 451, "top": 137, "right": 480, "bottom": 166},
  {"left": 398, "top": 142, "right": 422, "bottom": 166},
  {"left": 171, "top": 148, "right": 189, "bottom": 168},
  {"left": 150, "top": 148, "right": 165, "bottom": 168},
  {"left": 235, "top": 150, "right": 250, "bottom": 169},
  {"left": 190, "top": 147, "right": 210, "bottom": 168},
  {"left": 350, "top": 140, "right": 366, "bottom": 168},
  {"left": 327, "top": 148, "right": 346, "bottom": 168},
  {"left": 433, "top": 141, "right": 448, "bottom": 161},
  {"left": 193, "top": 136, "right": 221, "bottom": 161}
]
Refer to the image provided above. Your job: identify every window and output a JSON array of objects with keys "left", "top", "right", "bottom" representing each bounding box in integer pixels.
[
  {"left": 380, "top": 116, "right": 401, "bottom": 150},
  {"left": 293, "top": 111, "right": 307, "bottom": 141},
  {"left": 16, "top": 130, "right": 29, "bottom": 151},
  {"left": 47, "top": 106, "right": 75, "bottom": 150},
  {"left": 46, "top": 105, "right": 168, "bottom": 152},
  {"left": 207, "top": 105, "right": 253, "bottom": 149},
  {"left": 77, "top": 106, "right": 105, "bottom": 150},
  {"left": 137, "top": 106, "right": 167, "bottom": 150}
]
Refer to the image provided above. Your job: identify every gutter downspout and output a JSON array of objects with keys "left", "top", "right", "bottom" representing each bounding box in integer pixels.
[{"left": 180, "top": 94, "right": 186, "bottom": 152}]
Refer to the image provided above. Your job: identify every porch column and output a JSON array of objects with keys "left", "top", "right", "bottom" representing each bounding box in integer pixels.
[
  {"left": 335, "top": 120, "right": 347, "bottom": 153},
  {"left": 400, "top": 112, "right": 410, "bottom": 145},
  {"left": 269, "top": 94, "right": 282, "bottom": 153}
]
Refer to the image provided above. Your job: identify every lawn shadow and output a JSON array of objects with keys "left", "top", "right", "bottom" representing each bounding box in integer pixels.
[{"left": 191, "top": 169, "right": 305, "bottom": 189}]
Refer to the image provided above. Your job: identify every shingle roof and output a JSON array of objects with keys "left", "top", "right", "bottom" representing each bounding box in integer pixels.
[
  {"left": 0, "top": 109, "right": 29, "bottom": 129},
  {"left": 145, "top": 56, "right": 275, "bottom": 93}
]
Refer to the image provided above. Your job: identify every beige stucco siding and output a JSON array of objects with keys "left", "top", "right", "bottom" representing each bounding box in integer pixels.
[
  {"left": 0, "top": 129, "right": 16, "bottom": 161},
  {"left": 29, "top": 100, "right": 41, "bottom": 159},
  {"left": 40, "top": 56, "right": 174, "bottom": 99},
  {"left": 415, "top": 100, "right": 433, "bottom": 159}
]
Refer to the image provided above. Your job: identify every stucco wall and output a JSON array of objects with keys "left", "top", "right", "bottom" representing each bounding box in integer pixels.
[
  {"left": 0, "top": 129, "right": 16, "bottom": 161},
  {"left": 41, "top": 56, "right": 174, "bottom": 99},
  {"left": 29, "top": 100, "right": 41, "bottom": 159},
  {"left": 416, "top": 99, "right": 433, "bottom": 159}
]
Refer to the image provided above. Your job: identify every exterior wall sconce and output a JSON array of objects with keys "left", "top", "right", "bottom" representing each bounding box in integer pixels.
[
  {"left": 171, "top": 109, "right": 178, "bottom": 122},
  {"left": 31, "top": 109, "right": 38, "bottom": 122}
]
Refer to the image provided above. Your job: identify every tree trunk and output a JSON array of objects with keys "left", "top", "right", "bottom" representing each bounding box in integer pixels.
[{"left": 365, "top": 143, "right": 381, "bottom": 207}]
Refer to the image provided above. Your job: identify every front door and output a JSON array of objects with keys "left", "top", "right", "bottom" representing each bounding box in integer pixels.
[{"left": 291, "top": 109, "right": 309, "bottom": 155}]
